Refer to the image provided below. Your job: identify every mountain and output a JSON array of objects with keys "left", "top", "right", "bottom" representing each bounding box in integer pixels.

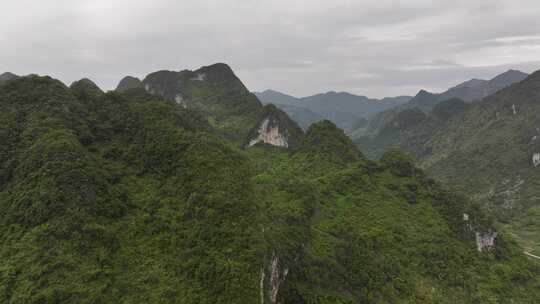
[
  {"left": 254, "top": 90, "right": 411, "bottom": 131},
  {"left": 355, "top": 69, "right": 529, "bottom": 138},
  {"left": 117, "top": 63, "right": 263, "bottom": 144},
  {"left": 249, "top": 120, "right": 540, "bottom": 303},
  {"left": 70, "top": 78, "right": 104, "bottom": 97},
  {"left": 356, "top": 69, "right": 540, "bottom": 258},
  {"left": 299, "top": 91, "right": 411, "bottom": 130},
  {"left": 255, "top": 89, "right": 299, "bottom": 106},
  {"left": 422, "top": 70, "right": 540, "bottom": 256},
  {"left": 488, "top": 69, "right": 529, "bottom": 88},
  {"left": 0, "top": 74, "right": 260, "bottom": 303},
  {"left": 269, "top": 103, "right": 324, "bottom": 130},
  {"left": 434, "top": 69, "right": 528, "bottom": 104},
  {"left": 0, "top": 67, "right": 538, "bottom": 303},
  {"left": 356, "top": 98, "right": 472, "bottom": 158},
  {"left": 115, "top": 76, "right": 143, "bottom": 92},
  {"left": 0, "top": 72, "right": 19, "bottom": 84}
]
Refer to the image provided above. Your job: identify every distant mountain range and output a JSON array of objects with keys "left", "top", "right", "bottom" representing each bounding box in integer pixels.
[
  {"left": 255, "top": 69, "right": 527, "bottom": 135},
  {"left": 353, "top": 69, "right": 529, "bottom": 138},
  {"left": 405, "top": 69, "right": 528, "bottom": 111},
  {"left": 254, "top": 89, "right": 411, "bottom": 131}
]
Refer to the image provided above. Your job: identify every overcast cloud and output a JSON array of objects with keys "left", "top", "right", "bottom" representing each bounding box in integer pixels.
[{"left": 1, "top": 0, "right": 540, "bottom": 97}]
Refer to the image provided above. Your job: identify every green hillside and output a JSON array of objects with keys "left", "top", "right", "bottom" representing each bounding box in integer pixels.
[
  {"left": 422, "top": 71, "right": 540, "bottom": 257},
  {"left": 354, "top": 70, "right": 540, "bottom": 259},
  {"left": 356, "top": 98, "right": 471, "bottom": 159},
  {"left": 0, "top": 70, "right": 538, "bottom": 303},
  {"left": 135, "top": 63, "right": 263, "bottom": 144}
]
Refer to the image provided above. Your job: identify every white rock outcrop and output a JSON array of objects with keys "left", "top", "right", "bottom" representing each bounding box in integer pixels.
[
  {"left": 191, "top": 73, "right": 206, "bottom": 81},
  {"left": 475, "top": 231, "right": 497, "bottom": 252},
  {"left": 259, "top": 251, "right": 289, "bottom": 304},
  {"left": 533, "top": 153, "right": 540, "bottom": 167},
  {"left": 174, "top": 94, "right": 188, "bottom": 108},
  {"left": 249, "top": 118, "right": 289, "bottom": 147},
  {"left": 269, "top": 252, "right": 288, "bottom": 304},
  {"left": 260, "top": 267, "right": 266, "bottom": 304}
]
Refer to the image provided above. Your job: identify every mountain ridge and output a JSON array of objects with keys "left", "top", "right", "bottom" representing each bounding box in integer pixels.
[
  {"left": 353, "top": 69, "right": 529, "bottom": 139},
  {"left": 0, "top": 65, "right": 538, "bottom": 303},
  {"left": 254, "top": 89, "right": 412, "bottom": 131}
]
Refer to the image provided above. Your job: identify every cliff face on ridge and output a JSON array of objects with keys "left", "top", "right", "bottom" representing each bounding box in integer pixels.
[{"left": 248, "top": 104, "right": 304, "bottom": 148}]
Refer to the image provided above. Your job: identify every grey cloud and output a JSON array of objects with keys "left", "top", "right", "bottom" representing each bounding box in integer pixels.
[{"left": 1, "top": 0, "right": 539, "bottom": 98}]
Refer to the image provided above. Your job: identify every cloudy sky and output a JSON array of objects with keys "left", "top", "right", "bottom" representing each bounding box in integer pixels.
[{"left": 2, "top": 0, "right": 540, "bottom": 98}]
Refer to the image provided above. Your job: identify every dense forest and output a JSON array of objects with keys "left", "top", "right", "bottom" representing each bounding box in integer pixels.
[{"left": 0, "top": 65, "right": 539, "bottom": 303}]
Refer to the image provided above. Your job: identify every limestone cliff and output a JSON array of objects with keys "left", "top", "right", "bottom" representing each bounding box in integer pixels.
[{"left": 248, "top": 104, "right": 303, "bottom": 148}]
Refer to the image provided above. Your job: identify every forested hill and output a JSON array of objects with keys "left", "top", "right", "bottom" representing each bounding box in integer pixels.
[
  {"left": 0, "top": 67, "right": 538, "bottom": 303},
  {"left": 354, "top": 69, "right": 540, "bottom": 264}
]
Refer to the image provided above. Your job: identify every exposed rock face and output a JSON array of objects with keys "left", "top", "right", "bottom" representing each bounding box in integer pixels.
[
  {"left": 269, "top": 253, "right": 288, "bottom": 304},
  {"left": 248, "top": 104, "right": 304, "bottom": 148},
  {"left": 533, "top": 153, "right": 540, "bottom": 167},
  {"left": 260, "top": 267, "right": 266, "bottom": 304},
  {"left": 249, "top": 117, "right": 289, "bottom": 147},
  {"left": 115, "top": 76, "right": 143, "bottom": 92},
  {"left": 191, "top": 73, "right": 206, "bottom": 81},
  {"left": 462, "top": 213, "right": 474, "bottom": 232},
  {"left": 463, "top": 212, "right": 497, "bottom": 252},
  {"left": 174, "top": 94, "right": 188, "bottom": 108},
  {"left": 260, "top": 252, "right": 288, "bottom": 304},
  {"left": 475, "top": 230, "right": 498, "bottom": 252}
]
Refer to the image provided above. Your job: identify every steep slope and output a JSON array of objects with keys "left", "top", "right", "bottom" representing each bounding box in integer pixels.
[
  {"left": 0, "top": 75, "right": 262, "bottom": 303},
  {"left": 419, "top": 70, "right": 540, "bottom": 255},
  {"left": 356, "top": 98, "right": 472, "bottom": 158},
  {"left": 247, "top": 104, "right": 304, "bottom": 148},
  {"left": 129, "top": 63, "right": 263, "bottom": 144},
  {"left": 355, "top": 70, "right": 540, "bottom": 257},
  {"left": 248, "top": 120, "right": 540, "bottom": 303}
]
